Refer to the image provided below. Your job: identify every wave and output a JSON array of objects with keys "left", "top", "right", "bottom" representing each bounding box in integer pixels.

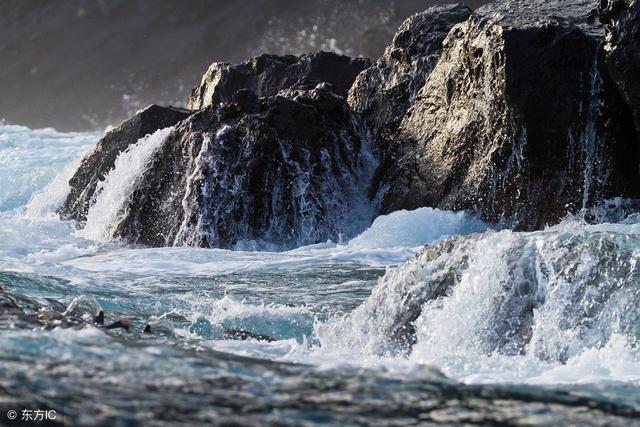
[
  {"left": 0, "top": 125, "right": 97, "bottom": 212},
  {"left": 315, "top": 215, "right": 640, "bottom": 384},
  {"left": 78, "top": 127, "right": 174, "bottom": 242},
  {"left": 3, "top": 124, "right": 640, "bottom": 389},
  {"left": 60, "top": 207, "right": 490, "bottom": 274}
]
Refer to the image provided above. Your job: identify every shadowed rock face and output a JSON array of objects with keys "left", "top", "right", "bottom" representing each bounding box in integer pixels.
[
  {"left": 60, "top": 105, "right": 192, "bottom": 224},
  {"left": 348, "top": 4, "right": 473, "bottom": 140},
  {"left": 0, "top": 285, "right": 42, "bottom": 330},
  {"left": 61, "top": 49, "right": 375, "bottom": 249},
  {"left": 188, "top": 51, "right": 370, "bottom": 110},
  {"left": 375, "top": 0, "right": 640, "bottom": 229},
  {"left": 101, "top": 83, "right": 374, "bottom": 249},
  {"left": 599, "top": 0, "right": 640, "bottom": 137}
]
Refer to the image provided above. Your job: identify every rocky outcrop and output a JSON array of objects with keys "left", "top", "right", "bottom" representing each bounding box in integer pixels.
[
  {"left": 375, "top": 0, "right": 640, "bottom": 229},
  {"left": 60, "top": 105, "right": 192, "bottom": 223},
  {"left": 188, "top": 51, "right": 370, "bottom": 110},
  {"left": 62, "top": 1, "right": 640, "bottom": 248},
  {"left": 348, "top": 4, "right": 472, "bottom": 139},
  {"left": 69, "top": 82, "right": 375, "bottom": 249},
  {"left": 599, "top": 0, "right": 640, "bottom": 136}
]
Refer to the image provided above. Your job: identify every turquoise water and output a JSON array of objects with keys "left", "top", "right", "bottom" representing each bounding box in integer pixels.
[{"left": 1, "top": 124, "right": 639, "bottom": 425}]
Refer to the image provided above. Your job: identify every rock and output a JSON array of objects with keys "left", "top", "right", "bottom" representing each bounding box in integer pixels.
[
  {"left": 223, "top": 329, "right": 276, "bottom": 342},
  {"left": 62, "top": 1, "right": 640, "bottom": 246},
  {"left": 599, "top": 0, "right": 640, "bottom": 136},
  {"left": 188, "top": 51, "right": 370, "bottom": 110},
  {"left": 142, "top": 319, "right": 174, "bottom": 336},
  {"left": 376, "top": 0, "right": 640, "bottom": 230},
  {"left": 60, "top": 105, "right": 192, "bottom": 224},
  {"left": 104, "top": 319, "right": 131, "bottom": 332},
  {"left": 86, "top": 83, "right": 376, "bottom": 249},
  {"left": 348, "top": 4, "right": 473, "bottom": 139},
  {"left": 95, "top": 311, "right": 105, "bottom": 325}
]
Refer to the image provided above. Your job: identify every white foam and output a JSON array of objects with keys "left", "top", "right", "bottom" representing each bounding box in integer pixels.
[
  {"left": 0, "top": 125, "right": 97, "bottom": 213},
  {"left": 79, "top": 127, "right": 173, "bottom": 242},
  {"left": 4, "top": 125, "right": 639, "bottom": 390},
  {"left": 64, "top": 208, "right": 490, "bottom": 274},
  {"left": 26, "top": 154, "right": 87, "bottom": 218},
  {"left": 315, "top": 217, "right": 640, "bottom": 385},
  {"left": 347, "top": 207, "right": 489, "bottom": 248}
]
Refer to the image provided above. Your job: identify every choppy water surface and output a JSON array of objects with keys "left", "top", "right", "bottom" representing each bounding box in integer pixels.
[{"left": 1, "top": 124, "right": 639, "bottom": 425}]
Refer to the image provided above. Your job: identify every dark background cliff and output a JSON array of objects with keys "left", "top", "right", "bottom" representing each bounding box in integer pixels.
[{"left": 0, "top": 0, "right": 490, "bottom": 131}]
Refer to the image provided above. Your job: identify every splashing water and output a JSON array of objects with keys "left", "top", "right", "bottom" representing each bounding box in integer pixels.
[
  {"left": 78, "top": 127, "right": 174, "bottom": 242},
  {"left": 1, "top": 125, "right": 639, "bottom": 424},
  {"left": 315, "top": 218, "right": 640, "bottom": 385}
]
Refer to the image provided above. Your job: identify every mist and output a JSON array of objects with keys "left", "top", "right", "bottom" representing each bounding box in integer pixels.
[{"left": 0, "top": 0, "right": 489, "bottom": 131}]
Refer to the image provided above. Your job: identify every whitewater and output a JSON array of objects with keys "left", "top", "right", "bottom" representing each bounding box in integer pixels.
[{"left": 1, "top": 124, "right": 640, "bottom": 425}]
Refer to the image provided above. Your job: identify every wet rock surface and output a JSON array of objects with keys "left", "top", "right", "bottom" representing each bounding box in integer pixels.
[
  {"left": 188, "top": 51, "right": 370, "bottom": 110},
  {"left": 113, "top": 83, "right": 375, "bottom": 249},
  {"left": 60, "top": 105, "right": 192, "bottom": 224},
  {"left": 348, "top": 4, "right": 472, "bottom": 140},
  {"left": 63, "top": 0, "right": 640, "bottom": 246},
  {"left": 375, "top": 0, "right": 640, "bottom": 229},
  {"left": 599, "top": 0, "right": 640, "bottom": 136}
]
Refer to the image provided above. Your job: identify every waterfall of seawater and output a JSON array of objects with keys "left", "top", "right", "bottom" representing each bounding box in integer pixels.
[
  {"left": 78, "top": 127, "right": 174, "bottom": 242},
  {"left": 72, "top": 116, "right": 377, "bottom": 249},
  {"left": 579, "top": 52, "right": 608, "bottom": 210},
  {"left": 316, "top": 215, "right": 640, "bottom": 383}
]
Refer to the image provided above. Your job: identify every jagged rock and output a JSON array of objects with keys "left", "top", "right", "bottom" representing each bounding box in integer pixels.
[
  {"left": 63, "top": 51, "right": 376, "bottom": 249},
  {"left": 348, "top": 4, "right": 472, "bottom": 139},
  {"left": 599, "top": 0, "right": 640, "bottom": 136},
  {"left": 188, "top": 51, "right": 371, "bottom": 110},
  {"left": 60, "top": 105, "right": 192, "bottom": 223},
  {"left": 376, "top": 0, "right": 640, "bottom": 230},
  {"left": 98, "top": 83, "right": 376, "bottom": 249},
  {"left": 189, "top": 52, "right": 370, "bottom": 110}
]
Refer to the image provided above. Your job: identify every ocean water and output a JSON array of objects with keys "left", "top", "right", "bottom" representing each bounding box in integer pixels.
[{"left": 1, "top": 124, "right": 640, "bottom": 425}]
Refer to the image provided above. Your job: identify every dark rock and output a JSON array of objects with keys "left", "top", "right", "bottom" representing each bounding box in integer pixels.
[
  {"left": 85, "top": 83, "right": 376, "bottom": 249},
  {"left": 60, "top": 105, "right": 192, "bottom": 224},
  {"left": 376, "top": 0, "right": 640, "bottom": 230},
  {"left": 0, "top": 284, "right": 80, "bottom": 330},
  {"left": 188, "top": 51, "right": 370, "bottom": 110},
  {"left": 231, "top": 89, "right": 261, "bottom": 114},
  {"left": 599, "top": 0, "right": 640, "bottom": 136},
  {"left": 0, "top": 287, "right": 19, "bottom": 310},
  {"left": 95, "top": 310, "right": 105, "bottom": 326},
  {"left": 105, "top": 319, "right": 131, "bottom": 332},
  {"left": 348, "top": 4, "right": 473, "bottom": 139},
  {"left": 223, "top": 329, "right": 276, "bottom": 342}
]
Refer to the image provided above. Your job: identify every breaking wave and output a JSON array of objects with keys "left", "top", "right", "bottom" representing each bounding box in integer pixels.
[
  {"left": 315, "top": 214, "right": 640, "bottom": 384},
  {"left": 2, "top": 123, "right": 640, "bottom": 393}
]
